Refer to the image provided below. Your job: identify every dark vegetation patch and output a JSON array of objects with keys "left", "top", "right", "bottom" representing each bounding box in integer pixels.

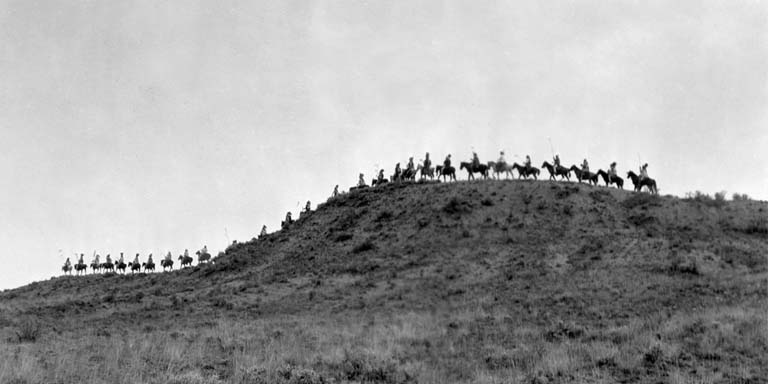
[
  {"left": 544, "top": 321, "right": 586, "bottom": 341},
  {"left": 669, "top": 253, "right": 700, "bottom": 275},
  {"left": 321, "top": 350, "right": 415, "bottom": 384},
  {"left": 683, "top": 191, "right": 727, "bottom": 208},
  {"left": 554, "top": 184, "right": 580, "bottom": 199},
  {"left": 375, "top": 210, "right": 393, "bottom": 222},
  {"left": 352, "top": 239, "right": 376, "bottom": 254},
  {"left": 718, "top": 245, "right": 766, "bottom": 269},
  {"left": 442, "top": 197, "right": 473, "bottom": 214},
  {"left": 622, "top": 193, "right": 662, "bottom": 209},
  {"left": 333, "top": 233, "right": 353, "bottom": 242},
  {"left": 15, "top": 317, "right": 41, "bottom": 343},
  {"left": 481, "top": 198, "right": 494, "bottom": 206},
  {"left": 589, "top": 190, "right": 613, "bottom": 203}
]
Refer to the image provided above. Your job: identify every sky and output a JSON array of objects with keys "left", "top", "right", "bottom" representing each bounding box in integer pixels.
[{"left": 1, "top": 0, "right": 766, "bottom": 290}]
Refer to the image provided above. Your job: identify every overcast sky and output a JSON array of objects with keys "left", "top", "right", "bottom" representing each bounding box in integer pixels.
[{"left": 1, "top": 0, "right": 766, "bottom": 290}]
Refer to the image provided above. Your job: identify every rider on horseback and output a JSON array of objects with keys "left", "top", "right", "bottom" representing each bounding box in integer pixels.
[
  {"left": 444, "top": 154, "right": 451, "bottom": 168},
  {"left": 498, "top": 151, "right": 506, "bottom": 165},
  {"left": 134, "top": 253, "right": 140, "bottom": 265},
  {"left": 524, "top": 155, "right": 532, "bottom": 172},
  {"left": 105, "top": 254, "right": 112, "bottom": 265},
  {"left": 358, "top": 173, "right": 366, "bottom": 187},
  {"left": 146, "top": 253, "right": 153, "bottom": 264},
  {"left": 93, "top": 254, "right": 100, "bottom": 266},
  {"left": 260, "top": 225, "right": 267, "bottom": 237},
  {"left": 165, "top": 251, "right": 172, "bottom": 262},
  {"left": 394, "top": 163, "right": 401, "bottom": 180},
  {"left": 304, "top": 201, "right": 311, "bottom": 213},
  {"left": 201, "top": 245, "right": 208, "bottom": 255},
  {"left": 118, "top": 252, "right": 124, "bottom": 264},
  {"left": 554, "top": 154, "right": 561, "bottom": 169},
  {"left": 424, "top": 152, "right": 431, "bottom": 171},
  {"left": 78, "top": 253, "right": 84, "bottom": 264},
  {"left": 332, "top": 185, "right": 339, "bottom": 198},
  {"left": 407, "top": 157, "right": 414, "bottom": 172},
  {"left": 64, "top": 257, "right": 71, "bottom": 269},
  {"left": 471, "top": 152, "right": 480, "bottom": 169},
  {"left": 377, "top": 169, "right": 385, "bottom": 184},
  {"left": 581, "top": 159, "right": 590, "bottom": 174},
  {"left": 609, "top": 162, "right": 617, "bottom": 177},
  {"left": 639, "top": 163, "right": 648, "bottom": 181}
]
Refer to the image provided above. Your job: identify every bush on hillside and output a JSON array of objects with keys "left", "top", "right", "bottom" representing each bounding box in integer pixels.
[
  {"left": 352, "top": 239, "right": 376, "bottom": 254},
  {"left": 622, "top": 193, "right": 661, "bottom": 209},
  {"left": 15, "top": 318, "right": 41, "bottom": 343},
  {"left": 732, "top": 193, "right": 751, "bottom": 201},
  {"left": 684, "top": 191, "right": 726, "bottom": 208},
  {"left": 442, "top": 197, "right": 472, "bottom": 214}
]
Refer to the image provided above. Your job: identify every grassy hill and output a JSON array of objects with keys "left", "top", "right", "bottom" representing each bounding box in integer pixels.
[{"left": 1, "top": 180, "right": 767, "bottom": 384}]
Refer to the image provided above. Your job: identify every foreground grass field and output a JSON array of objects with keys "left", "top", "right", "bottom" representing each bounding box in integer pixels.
[
  {"left": 1, "top": 180, "right": 767, "bottom": 383},
  {"left": 2, "top": 302, "right": 765, "bottom": 383}
]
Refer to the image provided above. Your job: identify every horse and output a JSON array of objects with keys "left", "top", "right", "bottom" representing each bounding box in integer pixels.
[
  {"left": 101, "top": 261, "right": 114, "bottom": 273},
  {"left": 569, "top": 166, "right": 599, "bottom": 185},
  {"left": 160, "top": 259, "right": 173, "bottom": 271},
  {"left": 541, "top": 161, "right": 570, "bottom": 181},
  {"left": 115, "top": 260, "right": 127, "bottom": 274},
  {"left": 488, "top": 161, "right": 514, "bottom": 180},
  {"left": 142, "top": 261, "right": 155, "bottom": 273},
  {"left": 62, "top": 263, "right": 72, "bottom": 275},
  {"left": 178, "top": 254, "right": 194, "bottom": 268},
  {"left": 460, "top": 162, "right": 489, "bottom": 180},
  {"left": 627, "top": 171, "right": 657, "bottom": 194},
  {"left": 90, "top": 261, "right": 101, "bottom": 274},
  {"left": 196, "top": 251, "right": 211, "bottom": 264},
  {"left": 371, "top": 178, "right": 388, "bottom": 187},
  {"left": 417, "top": 164, "right": 435, "bottom": 180},
  {"left": 512, "top": 163, "right": 540, "bottom": 180},
  {"left": 74, "top": 262, "right": 87, "bottom": 276},
  {"left": 400, "top": 167, "right": 417, "bottom": 182},
  {"left": 436, "top": 165, "right": 456, "bottom": 182},
  {"left": 128, "top": 262, "right": 141, "bottom": 273},
  {"left": 596, "top": 170, "right": 624, "bottom": 189}
]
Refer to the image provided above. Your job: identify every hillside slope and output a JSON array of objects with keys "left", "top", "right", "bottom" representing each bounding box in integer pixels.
[{"left": 1, "top": 180, "right": 767, "bottom": 383}]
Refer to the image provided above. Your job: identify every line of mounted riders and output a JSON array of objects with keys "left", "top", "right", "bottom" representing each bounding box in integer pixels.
[
  {"left": 61, "top": 247, "right": 213, "bottom": 276},
  {"left": 352, "top": 151, "right": 658, "bottom": 194}
]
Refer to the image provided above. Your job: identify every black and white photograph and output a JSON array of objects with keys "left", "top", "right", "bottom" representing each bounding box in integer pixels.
[{"left": 0, "top": 1, "right": 766, "bottom": 383}]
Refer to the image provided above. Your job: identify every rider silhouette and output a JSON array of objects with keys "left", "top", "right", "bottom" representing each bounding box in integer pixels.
[
  {"left": 639, "top": 163, "right": 648, "bottom": 180},
  {"left": 553, "top": 154, "right": 561, "bottom": 169},
  {"left": 444, "top": 154, "right": 451, "bottom": 169},
  {"left": 498, "top": 151, "right": 506, "bottom": 164},
  {"left": 394, "top": 163, "right": 401, "bottom": 180},
  {"left": 407, "top": 157, "right": 414, "bottom": 171},
  {"left": 358, "top": 173, "right": 366, "bottom": 187},
  {"left": 260, "top": 225, "right": 267, "bottom": 237},
  {"left": 424, "top": 153, "right": 431, "bottom": 170},
  {"left": 609, "top": 162, "right": 617, "bottom": 177},
  {"left": 471, "top": 152, "right": 480, "bottom": 168},
  {"left": 581, "top": 159, "right": 590, "bottom": 174}
]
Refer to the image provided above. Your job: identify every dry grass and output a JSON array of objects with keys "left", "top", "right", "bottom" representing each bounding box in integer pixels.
[{"left": 1, "top": 302, "right": 766, "bottom": 384}]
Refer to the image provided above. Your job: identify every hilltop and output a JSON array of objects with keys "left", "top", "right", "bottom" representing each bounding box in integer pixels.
[{"left": 1, "top": 179, "right": 767, "bottom": 384}]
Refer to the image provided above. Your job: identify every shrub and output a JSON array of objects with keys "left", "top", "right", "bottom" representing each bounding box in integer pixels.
[
  {"left": 732, "top": 193, "right": 751, "bottom": 201},
  {"left": 744, "top": 217, "right": 768, "bottom": 235},
  {"left": 481, "top": 198, "right": 494, "bottom": 206},
  {"left": 623, "top": 193, "right": 661, "bottom": 209},
  {"left": 443, "top": 197, "right": 472, "bottom": 214},
  {"left": 15, "top": 318, "right": 41, "bottom": 343},
  {"left": 333, "top": 233, "right": 353, "bottom": 242},
  {"left": 352, "top": 240, "right": 376, "bottom": 254},
  {"left": 375, "top": 210, "right": 393, "bottom": 222}
]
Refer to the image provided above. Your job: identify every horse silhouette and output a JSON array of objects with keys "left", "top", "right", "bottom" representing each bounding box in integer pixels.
[
  {"left": 417, "top": 164, "right": 435, "bottom": 180},
  {"left": 512, "top": 163, "right": 540, "bottom": 180},
  {"left": 569, "top": 166, "right": 599, "bottom": 185},
  {"left": 178, "top": 254, "right": 193, "bottom": 268},
  {"left": 142, "top": 261, "right": 155, "bottom": 273},
  {"left": 460, "top": 162, "right": 489, "bottom": 180},
  {"left": 488, "top": 161, "right": 513, "bottom": 180},
  {"left": 100, "top": 261, "right": 114, "bottom": 273},
  {"left": 627, "top": 171, "right": 658, "bottom": 194},
  {"left": 596, "top": 170, "right": 624, "bottom": 189},
  {"left": 128, "top": 262, "right": 142, "bottom": 273},
  {"left": 541, "top": 161, "right": 570, "bottom": 181},
  {"left": 62, "top": 263, "right": 72, "bottom": 275},
  {"left": 160, "top": 259, "right": 173, "bottom": 271},
  {"left": 74, "top": 262, "right": 87, "bottom": 275},
  {"left": 436, "top": 165, "right": 456, "bottom": 182},
  {"left": 196, "top": 251, "right": 212, "bottom": 264},
  {"left": 115, "top": 260, "right": 127, "bottom": 274}
]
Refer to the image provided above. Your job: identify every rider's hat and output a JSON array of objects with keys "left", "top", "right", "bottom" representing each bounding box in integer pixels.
[
  {"left": 611, "top": 162, "right": 616, "bottom": 166},
  {"left": 500, "top": 150, "right": 505, "bottom": 155},
  {"left": 643, "top": 163, "right": 648, "bottom": 168}
]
